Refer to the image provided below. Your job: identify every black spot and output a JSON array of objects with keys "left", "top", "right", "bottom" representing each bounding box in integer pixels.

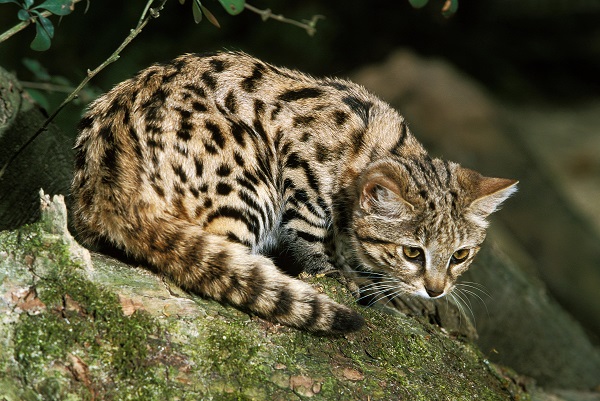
[
  {"left": 147, "top": 138, "right": 164, "bottom": 150},
  {"left": 293, "top": 115, "right": 316, "bottom": 127},
  {"left": 254, "top": 99, "right": 266, "bottom": 116},
  {"left": 152, "top": 183, "right": 165, "bottom": 198},
  {"left": 142, "top": 88, "right": 168, "bottom": 122},
  {"left": 190, "top": 187, "right": 200, "bottom": 198},
  {"left": 278, "top": 87, "right": 324, "bottom": 102},
  {"left": 161, "top": 69, "right": 178, "bottom": 84},
  {"left": 204, "top": 142, "right": 218, "bottom": 154},
  {"left": 329, "top": 308, "right": 365, "bottom": 334},
  {"left": 206, "top": 121, "right": 226, "bottom": 149},
  {"left": 300, "top": 132, "right": 311, "bottom": 142},
  {"left": 342, "top": 96, "right": 372, "bottom": 126},
  {"left": 201, "top": 71, "right": 217, "bottom": 90},
  {"left": 270, "top": 103, "right": 282, "bottom": 120},
  {"left": 297, "top": 230, "right": 323, "bottom": 243},
  {"left": 233, "top": 152, "right": 245, "bottom": 167},
  {"left": 172, "top": 164, "right": 188, "bottom": 183},
  {"left": 350, "top": 128, "right": 366, "bottom": 153},
  {"left": 192, "top": 101, "right": 208, "bottom": 112},
  {"left": 195, "top": 158, "right": 203, "bottom": 177},
  {"left": 280, "top": 141, "right": 292, "bottom": 157},
  {"left": 224, "top": 90, "right": 237, "bottom": 114},
  {"left": 174, "top": 142, "right": 188, "bottom": 156},
  {"left": 199, "top": 184, "right": 209, "bottom": 193},
  {"left": 236, "top": 177, "right": 257, "bottom": 194},
  {"left": 98, "top": 125, "right": 115, "bottom": 144},
  {"left": 419, "top": 190, "right": 428, "bottom": 199},
  {"left": 333, "top": 110, "right": 349, "bottom": 126},
  {"left": 315, "top": 143, "right": 330, "bottom": 163},
  {"left": 216, "top": 182, "right": 232, "bottom": 195},
  {"left": 174, "top": 184, "right": 186, "bottom": 196},
  {"left": 285, "top": 152, "right": 301, "bottom": 169},
  {"left": 231, "top": 123, "right": 246, "bottom": 147},
  {"left": 216, "top": 164, "right": 232, "bottom": 177},
  {"left": 184, "top": 84, "right": 206, "bottom": 98},
  {"left": 204, "top": 198, "right": 213, "bottom": 208},
  {"left": 177, "top": 129, "right": 192, "bottom": 141},
  {"left": 209, "top": 58, "right": 227, "bottom": 72},
  {"left": 241, "top": 62, "right": 266, "bottom": 92}
]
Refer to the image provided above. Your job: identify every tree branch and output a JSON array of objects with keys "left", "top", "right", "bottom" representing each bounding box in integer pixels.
[
  {"left": 0, "top": 0, "right": 167, "bottom": 180},
  {"left": 244, "top": 3, "right": 324, "bottom": 36}
]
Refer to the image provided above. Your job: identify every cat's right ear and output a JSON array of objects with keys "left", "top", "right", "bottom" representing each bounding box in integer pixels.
[{"left": 359, "top": 175, "right": 414, "bottom": 218}]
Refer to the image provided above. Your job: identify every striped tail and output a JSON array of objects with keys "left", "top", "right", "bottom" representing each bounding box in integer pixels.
[{"left": 80, "top": 212, "right": 364, "bottom": 334}]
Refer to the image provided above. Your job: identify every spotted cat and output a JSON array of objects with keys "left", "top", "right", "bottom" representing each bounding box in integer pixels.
[{"left": 71, "top": 51, "right": 517, "bottom": 334}]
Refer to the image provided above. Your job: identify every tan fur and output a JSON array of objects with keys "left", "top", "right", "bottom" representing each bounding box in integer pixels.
[{"left": 71, "top": 52, "right": 516, "bottom": 334}]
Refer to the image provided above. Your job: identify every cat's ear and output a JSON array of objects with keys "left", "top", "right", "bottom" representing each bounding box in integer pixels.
[
  {"left": 359, "top": 175, "right": 414, "bottom": 218},
  {"left": 458, "top": 167, "right": 518, "bottom": 220}
]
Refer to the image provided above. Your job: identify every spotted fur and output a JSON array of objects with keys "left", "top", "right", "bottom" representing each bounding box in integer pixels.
[{"left": 71, "top": 51, "right": 517, "bottom": 334}]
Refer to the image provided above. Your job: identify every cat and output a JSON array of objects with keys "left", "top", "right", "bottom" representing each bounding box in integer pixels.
[{"left": 71, "top": 51, "right": 517, "bottom": 335}]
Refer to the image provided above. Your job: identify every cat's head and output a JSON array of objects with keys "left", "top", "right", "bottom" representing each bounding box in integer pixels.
[{"left": 351, "top": 158, "right": 517, "bottom": 299}]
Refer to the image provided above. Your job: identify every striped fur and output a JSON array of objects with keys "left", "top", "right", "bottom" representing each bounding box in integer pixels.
[{"left": 71, "top": 52, "right": 516, "bottom": 334}]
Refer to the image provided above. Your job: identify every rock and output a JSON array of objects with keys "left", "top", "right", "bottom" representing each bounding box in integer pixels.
[
  {"left": 0, "top": 66, "right": 74, "bottom": 231},
  {"left": 0, "top": 192, "right": 529, "bottom": 400}
]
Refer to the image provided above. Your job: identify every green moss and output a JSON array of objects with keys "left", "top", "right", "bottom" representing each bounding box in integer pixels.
[{"left": 2, "top": 223, "right": 181, "bottom": 400}]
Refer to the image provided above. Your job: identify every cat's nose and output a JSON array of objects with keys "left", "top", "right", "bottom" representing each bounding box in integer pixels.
[{"left": 425, "top": 287, "right": 443, "bottom": 298}]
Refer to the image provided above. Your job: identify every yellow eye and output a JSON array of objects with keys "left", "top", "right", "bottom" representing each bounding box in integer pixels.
[
  {"left": 452, "top": 249, "right": 470, "bottom": 263},
  {"left": 403, "top": 246, "right": 422, "bottom": 260}
]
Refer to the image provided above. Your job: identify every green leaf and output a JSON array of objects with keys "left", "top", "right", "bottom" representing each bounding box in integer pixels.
[
  {"left": 36, "top": 13, "right": 54, "bottom": 38},
  {"left": 17, "top": 9, "right": 31, "bottom": 21},
  {"left": 192, "top": 0, "right": 202, "bottom": 23},
  {"left": 178, "top": 0, "right": 185, "bottom": 4},
  {"left": 441, "top": 0, "right": 458, "bottom": 16},
  {"left": 30, "top": 20, "right": 51, "bottom": 51},
  {"left": 408, "top": 0, "right": 429, "bottom": 8},
  {"left": 0, "top": 0, "right": 21, "bottom": 5},
  {"left": 25, "top": 88, "right": 51, "bottom": 111},
  {"left": 23, "top": 0, "right": 34, "bottom": 8},
  {"left": 200, "top": 3, "right": 220, "bottom": 28},
  {"left": 36, "top": 0, "right": 74, "bottom": 16},
  {"left": 22, "top": 58, "right": 51, "bottom": 81},
  {"left": 218, "top": 0, "right": 244, "bottom": 16}
]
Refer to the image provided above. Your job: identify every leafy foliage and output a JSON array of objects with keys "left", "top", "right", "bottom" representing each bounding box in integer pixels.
[
  {"left": 0, "top": 0, "right": 75, "bottom": 51},
  {"left": 180, "top": 0, "right": 246, "bottom": 27}
]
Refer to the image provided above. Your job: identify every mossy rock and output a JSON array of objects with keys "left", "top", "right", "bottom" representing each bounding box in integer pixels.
[{"left": 0, "top": 193, "right": 530, "bottom": 400}]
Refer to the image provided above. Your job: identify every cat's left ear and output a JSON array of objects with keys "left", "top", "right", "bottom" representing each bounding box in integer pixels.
[{"left": 458, "top": 167, "right": 518, "bottom": 219}]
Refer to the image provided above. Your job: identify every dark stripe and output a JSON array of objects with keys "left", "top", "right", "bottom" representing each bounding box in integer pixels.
[
  {"left": 206, "top": 206, "right": 261, "bottom": 240},
  {"left": 270, "top": 103, "right": 282, "bottom": 120},
  {"left": 233, "top": 152, "right": 245, "bottom": 167},
  {"left": 195, "top": 158, "right": 203, "bottom": 177},
  {"left": 201, "top": 71, "right": 217, "bottom": 90},
  {"left": 272, "top": 288, "right": 294, "bottom": 317},
  {"left": 238, "top": 190, "right": 267, "bottom": 227},
  {"left": 172, "top": 164, "right": 187, "bottom": 183},
  {"left": 350, "top": 128, "right": 366, "bottom": 154},
  {"left": 74, "top": 146, "right": 87, "bottom": 171},
  {"left": 296, "top": 230, "right": 324, "bottom": 243},
  {"left": 224, "top": 90, "right": 237, "bottom": 114},
  {"left": 226, "top": 232, "right": 252, "bottom": 247},
  {"left": 355, "top": 234, "right": 395, "bottom": 245},
  {"left": 278, "top": 87, "right": 324, "bottom": 102},
  {"left": 206, "top": 121, "right": 226, "bottom": 149},
  {"left": 390, "top": 122, "right": 408, "bottom": 156},
  {"left": 342, "top": 96, "right": 372, "bottom": 126},
  {"left": 236, "top": 177, "right": 258, "bottom": 194},
  {"left": 241, "top": 63, "right": 266, "bottom": 92},
  {"left": 254, "top": 99, "right": 266, "bottom": 116},
  {"left": 204, "top": 142, "right": 218, "bottom": 154},
  {"left": 231, "top": 123, "right": 246, "bottom": 147}
]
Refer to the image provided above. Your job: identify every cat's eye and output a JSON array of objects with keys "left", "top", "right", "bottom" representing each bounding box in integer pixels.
[
  {"left": 402, "top": 246, "right": 423, "bottom": 260},
  {"left": 451, "top": 249, "right": 470, "bottom": 264}
]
